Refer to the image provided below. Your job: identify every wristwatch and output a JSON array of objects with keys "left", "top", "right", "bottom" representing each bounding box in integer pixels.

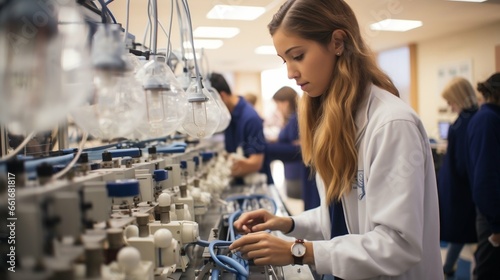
[{"left": 290, "top": 239, "right": 306, "bottom": 265}]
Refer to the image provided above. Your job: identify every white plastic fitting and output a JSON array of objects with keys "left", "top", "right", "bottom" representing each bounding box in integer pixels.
[
  {"left": 117, "top": 246, "right": 141, "bottom": 273},
  {"left": 153, "top": 229, "right": 173, "bottom": 248},
  {"left": 124, "top": 225, "right": 139, "bottom": 240},
  {"left": 158, "top": 193, "right": 172, "bottom": 207}
]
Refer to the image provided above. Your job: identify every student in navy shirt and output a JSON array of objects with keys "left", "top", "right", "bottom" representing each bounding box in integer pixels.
[
  {"left": 437, "top": 77, "right": 478, "bottom": 278},
  {"left": 267, "top": 86, "right": 320, "bottom": 210},
  {"left": 467, "top": 72, "right": 500, "bottom": 279},
  {"left": 209, "top": 72, "right": 273, "bottom": 185}
]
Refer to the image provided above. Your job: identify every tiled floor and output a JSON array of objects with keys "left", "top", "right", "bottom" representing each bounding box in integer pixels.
[{"left": 441, "top": 243, "right": 475, "bottom": 280}]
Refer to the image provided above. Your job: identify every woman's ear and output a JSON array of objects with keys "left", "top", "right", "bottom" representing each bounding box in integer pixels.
[{"left": 330, "top": 29, "right": 346, "bottom": 56}]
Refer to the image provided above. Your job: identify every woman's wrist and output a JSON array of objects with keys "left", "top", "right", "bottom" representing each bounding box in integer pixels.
[{"left": 284, "top": 217, "right": 295, "bottom": 234}]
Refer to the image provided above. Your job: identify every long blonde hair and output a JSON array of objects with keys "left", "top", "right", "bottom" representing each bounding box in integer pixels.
[
  {"left": 268, "top": 0, "right": 399, "bottom": 203},
  {"left": 441, "top": 77, "right": 477, "bottom": 111}
]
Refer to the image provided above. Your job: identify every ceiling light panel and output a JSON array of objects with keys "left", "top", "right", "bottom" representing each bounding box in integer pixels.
[
  {"left": 193, "top": 27, "right": 240, "bottom": 39},
  {"left": 255, "top": 45, "right": 277, "bottom": 55},
  {"left": 183, "top": 39, "right": 224, "bottom": 50},
  {"left": 370, "top": 19, "right": 423, "bottom": 32},
  {"left": 447, "top": 0, "right": 487, "bottom": 2},
  {"left": 182, "top": 52, "right": 200, "bottom": 60},
  {"left": 206, "top": 5, "right": 266, "bottom": 21}
]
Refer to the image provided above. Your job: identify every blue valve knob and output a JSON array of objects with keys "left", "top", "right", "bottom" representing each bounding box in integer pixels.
[
  {"left": 153, "top": 169, "right": 168, "bottom": 181},
  {"left": 106, "top": 179, "right": 140, "bottom": 197}
]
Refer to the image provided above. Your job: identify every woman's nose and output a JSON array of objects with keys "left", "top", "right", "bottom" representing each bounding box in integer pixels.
[{"left": 287, "top": 66, "right": 298, "bottom": 79}]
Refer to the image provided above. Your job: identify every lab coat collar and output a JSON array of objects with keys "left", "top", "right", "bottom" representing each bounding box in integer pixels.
[{"left": 354, "top": 84, "right": 373, "bottom": 145}]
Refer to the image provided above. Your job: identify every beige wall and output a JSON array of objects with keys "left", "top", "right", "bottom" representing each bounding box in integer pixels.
[
  {"left": 234, "top": 72, "right": 263, "bottom": 115},
  {"left": 417, "top": 20, "right": 500, "bottom": 139},
  {"left": 496, "top": 45, "right": 500, "bottom": 72}
]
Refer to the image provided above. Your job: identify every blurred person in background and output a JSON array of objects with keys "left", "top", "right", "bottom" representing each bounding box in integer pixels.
[
  {"left": 267, "top": 86, "right": 320, "bottom": 210},
  {"left": 209, "top": 72, "right": 273, "bottom": 185},
  {"left": 467, "top": 72, "right": 500, "bottom": 280},
  {"left": 243, "top": 92, "right": 258, "bottom": 108},
  {"left": 437, "top": 77, "right": 478, "bottom": 279}
]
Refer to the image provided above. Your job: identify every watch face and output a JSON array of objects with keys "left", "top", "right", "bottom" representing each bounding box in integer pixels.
[{"left": 291, "top": 243, "right": 306, "bottom": 257}]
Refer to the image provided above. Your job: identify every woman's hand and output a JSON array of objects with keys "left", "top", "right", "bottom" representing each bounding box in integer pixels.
[
  {"left": 233, "top": 209, "right": 293, "bottom": 234},
  {"left": 230, "top": 154, "right": 264, "bottom": 177},
  {"left": 229, "top": 232, "right": 294, "bottom": 266},
  {"left": 489, "top": 233, "right": 500, "bottom": 247}
]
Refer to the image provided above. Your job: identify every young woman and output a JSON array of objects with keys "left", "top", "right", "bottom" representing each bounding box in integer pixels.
[
  {"left": 267, "top": 86, "right": 320, "bottom": 210},
  {"left": 229, "top": 0, "right": 443, "bottom": 279},
  {"left": 437, "top": 77, "right": 478, "bottom": 278}
]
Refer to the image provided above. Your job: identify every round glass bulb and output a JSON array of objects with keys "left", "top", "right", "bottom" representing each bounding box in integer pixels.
[
  {"left": 0, "top": 0, "right": 92, "bottom": 134},
  {"left": 181, "top": 78, "right": 221, "bottom": 139},
  {"left": 207, "top": 87, "right": 231, "bottom": 133},
  {"left": 132, "top": 58, "right": 188, "bottom": 140},
  {"left": 71, "top": 24, "right": 145, "bottom": 140},
  {"left": 72, "top": 69, "right": 146, "bottom": 140}
]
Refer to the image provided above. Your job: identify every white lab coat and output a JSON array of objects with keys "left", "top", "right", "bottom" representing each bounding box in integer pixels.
[{"left": 288, "top": 85, "right": 443, "bottom": 280}]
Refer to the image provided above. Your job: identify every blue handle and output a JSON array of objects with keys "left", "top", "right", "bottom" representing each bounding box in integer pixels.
[{"left": 107, "top": 148, "right": 142, "bottom": 158}]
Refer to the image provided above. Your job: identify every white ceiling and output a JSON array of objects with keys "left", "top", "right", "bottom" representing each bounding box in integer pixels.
[{"left": 108, "top": 0, "right": 500, "bottom": 73}]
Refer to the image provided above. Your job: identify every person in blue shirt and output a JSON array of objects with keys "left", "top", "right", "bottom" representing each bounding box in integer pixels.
[
  {"left": 209, "top": 72, "right": 273, "bottom": 185},
  {"left": 437, "top": 77, "right": 478, "bottom": 279},
  {"left": 267, "top": 86, "right": 320, "bottom": 210},
  {"left": 467, "top": 72, "right": 500, "bottom": 279}
]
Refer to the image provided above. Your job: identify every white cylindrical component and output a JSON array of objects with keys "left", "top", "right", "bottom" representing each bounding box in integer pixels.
[
  {"left": 117, "top": 246, "right": 141, "bottom": 273},
  {"left": 158, "top": 193, "right": 171, "bottom": 207},
  {"left": 124, "top": 225, "right": 139, "bottom": 240},
  {"left": 180, "top": 221, "right": 199, "bottom": 244},
  {"left": 154, "top": 229, "right": 173, "bottom": 268},
  {"left": 153, "top": 229, "right": 173, "bottom": 248}
]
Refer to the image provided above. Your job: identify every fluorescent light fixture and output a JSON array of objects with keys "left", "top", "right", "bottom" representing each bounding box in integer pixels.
[
  {"left": 183, "top": 52, "right": 200, "bottom": 60},
  {"left": 255, "top": 45, "right": 277, "bottom": 55},
  {"left": 193, "top": 26, "right": 240, "bottom": 39},
  {"left": 370, "top": 19, "right": 423, "bottom": 32},
  {"left": 207, "top": 5, "right": 266, "bottom": 21},
  {"left": 183, "top": 39, "right": 223, "bottom": 50},
  {"left": 448, "top": 0, "right": 486, "bottom": 2}
]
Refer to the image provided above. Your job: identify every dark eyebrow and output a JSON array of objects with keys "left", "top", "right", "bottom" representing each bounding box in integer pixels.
[{"left": 284, "top": 46, "right": 301, "bottom": 55}]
